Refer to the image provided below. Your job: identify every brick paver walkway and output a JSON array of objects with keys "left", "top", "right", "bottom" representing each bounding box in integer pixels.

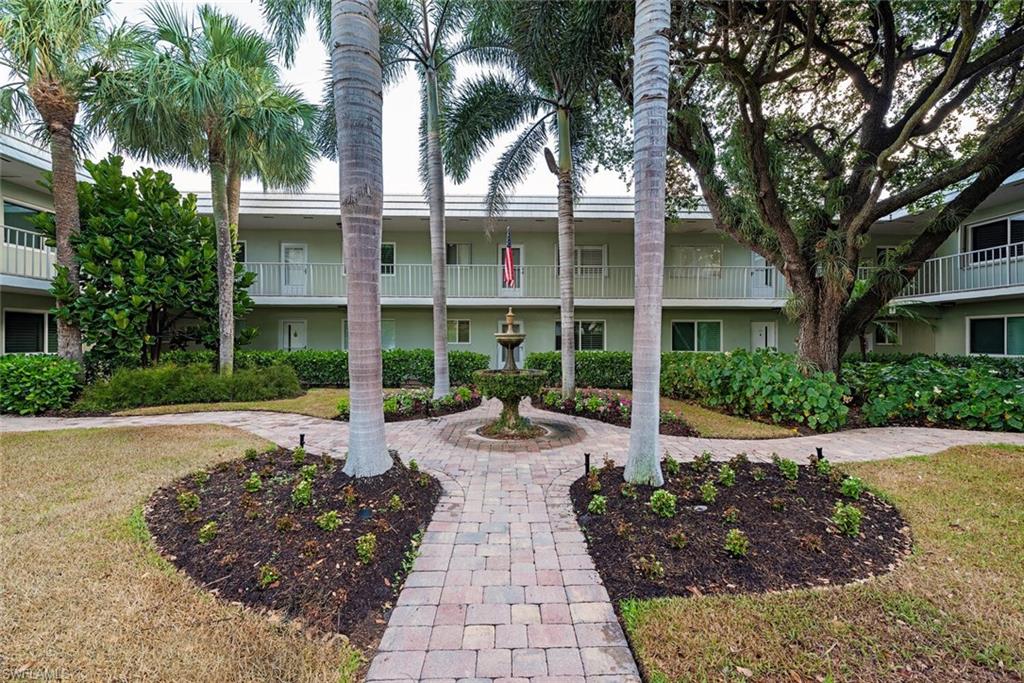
[{"left": 4, "top": 401, "right": 1022, "bottom": 682}]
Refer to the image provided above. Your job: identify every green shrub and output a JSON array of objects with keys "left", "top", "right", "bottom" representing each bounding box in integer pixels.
[
  {"left": 315, "top": 510, "right": 341, "bottom": 531},
  {"left": 717, "top": 464, "right": 736, "bottom": 487},
  {"left": 663, "top": 455, "right": 681, "bottom": 477},
  {"left": 177, "top": 490, "right": 200, "bottom": 512},
  {"left": 338, "top": 386, "right": 479, "bottom": 421},
  {"left": 620, "top": 482, "right": 638, "bottom": 500},
  {"left": 356, "top": 532, "right": 377, "bottom": 563},
  {"left": 291, "top": 478, "right": 313, "bottom": 507},
  {"left": 587, "top": 495, "right": 608, "bottom": 515},
  {"left": 299, "top": 463, "right": 317, "bottom": 480},
  {"left": 244, "top": 473, "right": 263, "bottom": 493},
  {"left": 722, "top": 506, "right": 740, "bottom": 524},
  {"left": 724, "top": 528, "right": 750, "bottom": 557},
  {"left": 637, "top": 555, "right": 665, "bottom": 580},
  {"left": 840, "top": 476, "right": 865, "bottom": 500},
  {"left": 668, "top": 531, "right": 688, "bottom": 549},
  {"left": 193, "top": 470, "right": 210, "bottom": 488},
  {"left": 388, "top": 494, "right": 404, "bottom": 511},
  {"left": 0, "top": 355, "right": 82, "bottom": 415},
  {"left": 699, "top": 480, "right": 718, "bottom": 504},
  {"left": 292, "top": 447, "right": 307, "bottom": 466},
  {"left": 774, "top": 455, "right": 799, "bottom": 481},
  {"left": 257, "top": 563, "right": 280, "bottom": 588},
  {"left": 831, "top": 502, "right": 863, "bottom": 536},
  {"left": 474, "top": 369, "right": 546, "bottom": 403},
  {"left": 649, "top": 489, "right": 678, "bottom": 518},
  {"left": 198, "top": 521, "right": 218, "bottom": 544},
  {"left": 692, "top": 451, "right": 712, "bottom": 472},
  {"left": 74, "top": 363, "right": 301, "bottom": 412},
  {"left": 525, "top": 350, "right": 632, "bottom": 388}
]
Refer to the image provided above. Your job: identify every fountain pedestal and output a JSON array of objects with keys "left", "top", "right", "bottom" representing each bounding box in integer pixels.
[{"left": 473, "top": 308, "right": 547, "bottom": 438}]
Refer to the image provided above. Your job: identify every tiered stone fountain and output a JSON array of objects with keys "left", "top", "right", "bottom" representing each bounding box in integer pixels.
[{"left": 472, "top": 308, "right": 547, "bottom": 438}]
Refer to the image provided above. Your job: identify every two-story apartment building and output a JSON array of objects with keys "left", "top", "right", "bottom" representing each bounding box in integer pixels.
[{"left": 3, "top": 131, "right": 1023, "bottom": 362}]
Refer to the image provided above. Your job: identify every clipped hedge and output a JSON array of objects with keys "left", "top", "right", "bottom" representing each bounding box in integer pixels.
[
  {"left": 844, "top": 357, "right": 1023, "bottom": 431},
  {"left": 525, "top": 351, "right": 633, "bottom": 388},
  {"left": 161, "top": 348, "right": 490, "bottom": 387},
  {"left": 849, "top": 352, "right": 1024, "bottom": 379},
  {"left": 74, "top": 363, "right": 302, "bottom": 412},
  {"left": 0, "top": 355, "right": 82, "bottom": 415},
  {"left": 661, "top": 349, "right": 849, "bottom": 432}
]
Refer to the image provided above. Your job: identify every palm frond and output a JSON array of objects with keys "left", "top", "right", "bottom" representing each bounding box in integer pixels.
[
  {"left": 260, "top": 0, "right": 329, "bottom": 66},
  {"left": 486, "top": 112, "right": 552, "bottom": 217}
]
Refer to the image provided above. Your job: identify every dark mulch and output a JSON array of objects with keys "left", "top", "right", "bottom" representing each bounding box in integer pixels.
[
  {"left": 532, "top": 396, "right": 698, "bottom": 437},
  {"left": 571, "top": 457, "right": 911, "bottom": 601},
  {"left": 335, "top": 394, "right": 482, "bottom": 423},
  {"left": 146, "top": 449, "right": 441, "bottom": 648}
]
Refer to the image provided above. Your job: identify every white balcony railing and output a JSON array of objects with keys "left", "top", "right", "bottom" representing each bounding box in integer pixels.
[{"left": 1, "top": 226, "right": 56, "bottom": 280}]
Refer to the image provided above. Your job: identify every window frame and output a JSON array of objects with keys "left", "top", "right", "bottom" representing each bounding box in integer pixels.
[
  {"left": 872, "top": 319, "right": 901, "bottom": 346},
  {"left": 554, "top": 319, "right": 607, "bottom": 351},
  {"left": 669, "top": 319, "right": 724, "bottom": 352},
  {"left": 668, "top": 244, "right": 724, "bottom": 278},
  {"left": 446, "top": 242, "right": 472, "bottom": 265},
  {"left": 965, "top": 314, "right": 1024, "bottom": 357},
  {"left": 961, "top": 211, "right": 1024, "bottom": 263},
  {"left": 236, "top": 240, "right": 247, "bottom": 264},
  {"left": 2, "top": 307, "right": 54, "bottom": 354},
  {"left": 557, "top": 244, "right": 608, "bottom": 278},
  {"left": 380, "top": 241, "right": 397, "bottom": 276},
  {"left": 447, "top": 318, "right": 472, "bottom": 344}
]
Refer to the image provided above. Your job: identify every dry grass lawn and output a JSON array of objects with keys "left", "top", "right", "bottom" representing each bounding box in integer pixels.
[
  {"left": 115, "top": 388, "right": 349, "bottom": 419},
  {"left": 622, "top": 444, "right": 1024, "bottom": 682},
  {"left": 1, "top": 426, "right": 363, "bottom": 682}
]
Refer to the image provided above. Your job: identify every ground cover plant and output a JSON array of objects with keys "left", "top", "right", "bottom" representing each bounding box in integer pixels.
[
  {"left": 72, "top": 363, "right": 302, "bottom": 412},
  {"left": 335, "top": 385, "right": 480, "bottom": 422},
  {"left": 146, "top": 447, "right": 440, "bottom": 644},
  {"left": 571, "top": 452, "right": 909, "bottom": 600},
  {"left": 116, "top": 387, "right": 349, "bottom": 418},
  {"left": 2, "top": 426, "right": 363, "bottom": 681},
  {"left": 0, "top": 354, "right": 82, "bottom": 415},
  {"left": 620, "top": 444, "right": 1024, "bottom": 681},
  {"left": 534, "top": 388, "right": 697, "bottom": 437}
]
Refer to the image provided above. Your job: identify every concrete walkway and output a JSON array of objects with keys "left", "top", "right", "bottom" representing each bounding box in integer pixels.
[{"left": 4, "top": 402, "right": 1022, "bottom": 682}]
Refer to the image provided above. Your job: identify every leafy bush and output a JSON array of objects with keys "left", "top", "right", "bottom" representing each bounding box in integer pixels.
[
  {"left": 474, "top": 369, "right": 546, "bottom": 403},
  {"left": 525, "top": 350, "right": 633, "bottom": 388},
  {"left": 161, "top": 348, "right": 489, "bottom": 387},
  {"left": 774, "top": 455, "right": 799, "bottom": 481},
  {"left": 668, "top": 531, "right": 688, "bottom": 549},
  {"left": 637, "top": 555, "right": 665, "bottom": 580},
  {"left": 849, "top": 352, "right": 1024, "bottom": 379},
  {"left": 840, "top": 476, "right": 865, "bottom": 500},
  {"left": 699, "top": 480, "right": 718, "bottom": 504},
  {"left": 844, "top": 356, "right": 1023, "bottom": 431},
  {"left": 177, "top": 491, "right": 199, "bottom": 512},
  {"left": 315, "top": 510, "right": 341, "bottom": 531},
  {"left": 649, "top": 489, "right": 678, "bottom": 518},
  {"left": 198, "top": 521, "right": 218, "bottom": 544},
  {"left": 257, "top": 564, "right": 280, "bottom": 589},
  {"left": 388, "top": 494, "right": 405, "bottom": 511},
  {"left": 337, "top": 385, "right": 479, "bottom": 420},
  {"left": 718, "top": 464, "right": 736, "bottom": 487},
  {"left": 831, "top": 502, "right": 863, "bottom": 537},
  {"left": 244, "top": 473, "right": 262, "bottom": 493},
  {"left": 356, "top": 532, "right": 377, "bottom": 563},
  {"left": 74, "top": 363, "right": 301, "bottom": 412},
  {"left": 587, "top": 495, "right": 608, "bottom": 515},
  {"left": 724, "top": 528, "right": 750, "bottom": 557},
  {"left": 0, "top": 355, "right": 82, "bottom": 415},
  {"left": 291, "top": 478, "right": 313, "bottom": 507},
  {"left": 662, "top": 349, "right": 849, "bottom": 432}
]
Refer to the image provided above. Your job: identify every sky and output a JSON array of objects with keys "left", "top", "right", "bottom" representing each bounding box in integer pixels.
[{"left": 97, "top": 0, "right": 632, "bottom": 198}]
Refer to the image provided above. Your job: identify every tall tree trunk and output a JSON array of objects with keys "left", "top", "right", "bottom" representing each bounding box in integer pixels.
[
  {"left": 209, "top": 140, "right": 235, "bottom": 376},
  {"left": 227, "top": 164, "right": 242, "bottom": 246},
  {"left": 48, "top": 123, "right": 83, "bottom": 363},
  {"left": 425, "top": 67, "right": 450, "bottom": 399},
  {"left": 556, "top": 106, "right": 575, "bottom": 399},
  {"left": 795, "top": 290, "right": 844, "bottom": 375},
  {"left": 333, "top": 0, "right": 391, "bottom": 477},
  {"left": 625, "top": 0, "right": 670, "bottom": 486}
]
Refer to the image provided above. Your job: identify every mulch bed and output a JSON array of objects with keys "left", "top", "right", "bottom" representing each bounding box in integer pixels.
[
  {"left": 335, "top": 394, "right": 482, "bottom": 423},
  {"left": 571, "top": 457, "right": 911, "bottom": 601},
  {"left": 532, "top": 395, "right": 698, "bottom": 437},
  {"left": 146, "top": 449, "right": 440, "bottom": 648}
]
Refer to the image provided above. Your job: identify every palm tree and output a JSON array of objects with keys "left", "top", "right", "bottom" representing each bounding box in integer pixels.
[
  {"left": 94, "top": 2, "right": 315, "bottom": 376},
  {"left": 444, "top": 0, "right": 613, "bottom": 399},
  {"left": 624, "top": 0, "right": 670, "bottom": 487},
  {"left": 0, "top": 0, "right": 137, "bottom": 363}
]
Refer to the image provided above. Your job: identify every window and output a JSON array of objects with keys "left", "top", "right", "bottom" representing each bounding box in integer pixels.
[
  {"left": 669, "top": 245, "right": 722, "bottom": 275},
  {"left": 446, "top": 243, "right": 471, "bottom": 264},
  {"left": 968, "top": 315, "right": 1024, "bottom": 356},
  {"left": 965, "top": 214, "right": 1024, "bottom": 262},
  {"left": 554, "top": 320, "right": 605, "bottom": 351},
  {"left": 3, "top": 310, "right": 56, "bottom": 353},
  {"left": 555, "top": 245, "right": 607, "bottom": 276},
  {"left": 447, "top": 319, "right": 471, "bottom": 344},
  {"left": 343, "top": 319, "right": 396, "bottom": 350},
  {"left": 236, "top": 240, "right": 246, "bottom": 263},
  {"left": 671, "top": 320, "right": 722, "bottom": 352},
  {"left": 3, "top": 201, "right": 46, "bottom": 248},
  {"left": 873, "top": 320, "right": 901, "bottom": 346},
  {"left": 381, "top": 242, "right": 396, "bottom": 275}
]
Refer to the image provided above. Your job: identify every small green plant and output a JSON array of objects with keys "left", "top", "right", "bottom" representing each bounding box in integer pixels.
[
  {"left": 193, "top": 470, "right": 210, "bottom": 488},
  {"left": 177, "top": 490, "right": 199, "bottom": 512},
  {"left": 663, "top": 455, "right": 681, "bottom": 477},
  {"left": 636, "top": 555, "right": 665, "bottom": 580},
  {"left": 315, "top": 510, "right": 341, "bottom": 531},
  {"left": 299, "top": 463, "right": 317, "bottom": 481},
  {"left": 814, "top": 456, "right": 832, "bottom": 476},
  {"left": 244, "top": 447, "right": 259, "bottom": 462},
  {"left": 769, "top": 496, "right": 786, "bottom": 512},
  {"left": 342, "top": 484, "right": 358, "bottom": 506},
  {"left": 699, "top": 480, "right": 718, "bottom": 504},
  {"left": 724, "top": 528, "right": 750, "bottom": 557},
  {"left": 586, "top": 469, "right": 602, "bottom": 493},
  {"left": 668, "top": 531, "right": 688, "bottom": 549},
  {"left": 775, "top": 455, "right": 799, "bottom": 481},
  {"left": 257, "top": 563, "right": 280, "bottom": 589},
  {"left": 602, "top": 455, "right": 616, "bottom": 473},
  {"left": 198, "top": 521, "right": 218, "bottom": 544},
  {"left": 717, "top": 464, "right": 736, "bottom": 487},
  {"left": 408, "top": 459, "right": 419, "bottom": 473},
  {"left": 649, "top": 489, "right": 678, "bottom": 518},
  {"left": 752, "top": 466, "right": 766, "bottom": 482},
  {"left": 356, "top": 532, "right": 377, "bottom": 563},
  {"left": 587, "top": 495, "right": 608, "bottom": 515},
  {"left": 417, "top": 473, "right": 431, "bottom": 488},
  {"left": 291, "top": 478, "right": 313, "bottom": 507},
  {"left": 619, "top": 482, "right": 638, "bottom": 500},
  {"left": 244, "top": 473, "right": 262, "bottom": 493},
  {"left": 730, "top": 452, "right": 749, "bottom": 467},
  {"left": 693, "top": 451, "right": 712, "bottom": 472},
  {"left": 832, "top": 501, "right": 863, "bottom": 537},
  {"left": 840, "top": 476, "right": 865, "bottom": 500},
  {"left": 722, "top": 506, "right": 740, "bottom": 524},
  {"left": 388, "top": 494, "right": 405, "bottom": 511},
  {"left": 292, "top": 446, "right": 306, "bottom": 466}
]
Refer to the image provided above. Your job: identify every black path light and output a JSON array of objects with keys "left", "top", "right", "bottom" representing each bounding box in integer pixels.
[
  {"left": 584, "top": 452, "right": 591, "bottom": 474},
  {"left": 300, "top": 433, "right": 306, "bottom": 448}
]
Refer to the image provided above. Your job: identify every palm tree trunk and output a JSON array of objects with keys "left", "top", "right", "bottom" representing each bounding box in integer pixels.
[
  {"left": 227, "top": 164, "right": 242, "bottom": 246},
  {"left": 425, "top": 67, "right": 450, "bottom": 399},
  {"left": 209, "top": 140, "right": 234, "bottom": 376},
  {"left": 625, "top": 0, "right": 670, "bottom": 486},
  {"left": 333, "top": 0, "right": 391, "bottom": 477},
  {"left": 48, "top": 124, "right": 83, "bottom": 363},
  {"left": 556, "top": 106, "right": 575, "bottom": 399}
]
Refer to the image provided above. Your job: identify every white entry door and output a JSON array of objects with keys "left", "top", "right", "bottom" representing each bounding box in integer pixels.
[
  {"left": 496, "top": 320, "right": 524, "bottom": 368},
  {"left": 280, "top": 320, "right": 307, "bottom": 351},
  {"left": 751, "top": 321, "right": 778, "bottom": 350},
  {"left": 750, "top": 252, "right": 775, "bottom": 297},
  {"left": 282, "top": 243, "right": 308, "bottom": 295},
  {"left": 498, "top": 245, "right": 524, "bottom": 297}
]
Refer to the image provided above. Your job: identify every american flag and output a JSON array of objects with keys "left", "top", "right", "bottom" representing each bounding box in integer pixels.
[{"left": 502, "top": 226, "right": 515, "bottom": 286}]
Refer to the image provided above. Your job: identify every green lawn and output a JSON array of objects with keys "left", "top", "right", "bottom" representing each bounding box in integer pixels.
[
  {"left": 115, "top": 388, "right": 350, "bottom": 419},
  {"left": 2, "top": 426, "right": 363, "bottom": 682},
  {"left": 621, "top": 444, "right": 1024, "bottom": 682}
]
